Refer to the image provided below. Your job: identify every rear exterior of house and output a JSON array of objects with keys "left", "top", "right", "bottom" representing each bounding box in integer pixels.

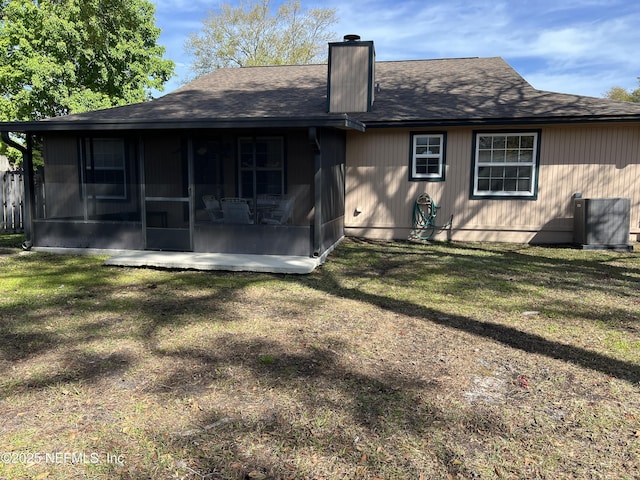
[
  {"left": 344, "top": 123, "right": 640, "bottom": 243},
  {"left": 1, "top": 57, "right": 362, "bottom": 260},
  {"left": 2, "top": 36, "right": 640, "bottom": 263}
]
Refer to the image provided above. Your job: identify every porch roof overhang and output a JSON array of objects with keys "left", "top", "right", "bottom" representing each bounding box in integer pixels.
[{"left": 0, "top": 114, "right": 366, "bottom": 134}]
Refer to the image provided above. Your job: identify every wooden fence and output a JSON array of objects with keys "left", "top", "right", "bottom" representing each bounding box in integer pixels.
[{"left": 1, "top": 170, "right": 24, "bottom": 232}]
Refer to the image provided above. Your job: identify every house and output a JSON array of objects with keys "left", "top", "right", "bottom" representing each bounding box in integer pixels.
[{"left": 1, "top": 35, "right": 639, "bottom": 268}]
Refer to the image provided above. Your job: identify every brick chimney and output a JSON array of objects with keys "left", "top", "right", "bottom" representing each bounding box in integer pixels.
[{"left": 327, "top": 35, "right": 375, "bottom": 113}]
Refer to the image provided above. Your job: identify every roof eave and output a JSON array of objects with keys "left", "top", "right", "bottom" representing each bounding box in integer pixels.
[
  {"left": 4, "top": 113, "right": 639, "bottom": 135},
  {"left": 364, "top": 114, "right": 640, "bottom": 128},
  {"left": 0, "top": 115, "right": 366, "bottom": 134}
]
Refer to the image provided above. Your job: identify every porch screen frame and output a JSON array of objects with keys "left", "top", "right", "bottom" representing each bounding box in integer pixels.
[{"left": 80, "top": 137, "right": 128, "bottom": 201}]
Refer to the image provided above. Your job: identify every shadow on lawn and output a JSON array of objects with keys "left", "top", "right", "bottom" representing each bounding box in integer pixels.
[
  {"left": 1, "top": 240, "right": 638, "bottom": 389},
  {"left": 307, "top": 240, "right": 640, "bottom": 384},
  {"left": 0, "top": 252, "right": 265, "bottom": 394},
  {"left": 145, "top": 242, "right": 639, "bottom": 478},
  {"left": 150, "top": 336, "right": 493, "bottom": 479},
  {"left": 319, "top": 271, "right": 640, "bottom": 384},
  {"left": 154, "top": 334, "right": 439, "bottom": 429},
  {"left": 1, "top": 240, "right": 638, "bottom": 478},
  {"left": 333, "top": 238, "right": 640, "bottom": 299}
]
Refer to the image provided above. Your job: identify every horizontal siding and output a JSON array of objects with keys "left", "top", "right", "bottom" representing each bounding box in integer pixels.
[{"left": 345, "top": 124, "right": 640, "bottom": 243}]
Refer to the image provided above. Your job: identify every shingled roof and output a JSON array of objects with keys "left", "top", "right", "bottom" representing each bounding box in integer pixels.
[
  {"left": 6, "top": 57, "right": 640, "bottom": 132},
  {"left": 363, "top": 58, "right": 640, "bottom": 126}
]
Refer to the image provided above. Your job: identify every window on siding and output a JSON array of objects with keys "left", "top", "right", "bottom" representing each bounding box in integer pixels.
[
  {"left": 238, "top": 137, "right": 284, "bottom": 198},
  {"left": 409, "top": 133, "right": 446, "bottom": 181},
  {"left": 83, "top": 138, "right": 127, "bottom": 200},
  {"left": 472, "top": 132, "right": 539, "bottom": 198}
]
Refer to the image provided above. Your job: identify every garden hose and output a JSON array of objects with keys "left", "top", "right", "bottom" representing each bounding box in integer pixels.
[{"left": 411, "top": 193, "right": 452, "bottom": 241}]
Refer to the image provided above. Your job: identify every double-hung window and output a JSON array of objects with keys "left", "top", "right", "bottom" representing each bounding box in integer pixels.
[
  {"left": 238, "top": 137, "right": 285, "bottom": 198},
  {"left": 472, "top": 131, "right": 540, "bottom": 198},
  {"left": 82, "top": 138, "right": 127, "bottom": 200},
  {"left": 409, "top": 133, "right": 446, "bottom": 181}
]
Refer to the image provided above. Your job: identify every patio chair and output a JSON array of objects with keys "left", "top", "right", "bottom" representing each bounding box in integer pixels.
[
  {"left": 202, "top": 195, "right": 223, "bottom": 222},
  {"left": 221, "top": 197, "right": 253, "bottom": 224},
  {"left": 261, "top": 194, "right": 294, "bottom": 225}
]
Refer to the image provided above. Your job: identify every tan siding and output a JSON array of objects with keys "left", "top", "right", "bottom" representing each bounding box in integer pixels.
[
  {"left": 345, "top": 124, "right": 640, "bottom": 243},
  {"left": 329, "top": 46, "right": 370, "bottom": 113}
]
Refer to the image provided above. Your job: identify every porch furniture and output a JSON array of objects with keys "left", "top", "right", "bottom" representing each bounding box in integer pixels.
[
  {"left": 202, "top": 195, "right": 223, "bottom": 222},
  {"left": 259, "top": 194, "right": 295, "bottom": 225},
  {"left": 221, "top": 197, "right": 253, "bottom": 224}
]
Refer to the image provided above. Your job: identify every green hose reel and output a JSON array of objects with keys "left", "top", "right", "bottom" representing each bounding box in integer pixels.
[{"left": 411, "top": 193, "right": 453, "bottom": 241}]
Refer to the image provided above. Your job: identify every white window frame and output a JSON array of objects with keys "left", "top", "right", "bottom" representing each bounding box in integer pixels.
[
  {"left": 472, "top": 131, "right": 539, "bottom": 198},
  {"left": 410, "top": 133, "right": 446, "bottom": 181}
]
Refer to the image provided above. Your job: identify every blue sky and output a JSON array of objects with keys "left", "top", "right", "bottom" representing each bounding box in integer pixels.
[{"left": 151, "top": 0, "right": 640, "bottom": 98}]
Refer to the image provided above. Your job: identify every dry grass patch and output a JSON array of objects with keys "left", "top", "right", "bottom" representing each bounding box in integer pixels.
[{"left": 0, "top": 237, "right": 639, "bottom": 479}]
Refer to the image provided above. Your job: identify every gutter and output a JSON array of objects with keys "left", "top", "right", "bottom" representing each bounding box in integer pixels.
[
  {"left": 0, "top": 114, "right": 367, "bottom": 133},
  {"left": 1, "top": 131, "right": 34, "bottom": 249},
  {"left": 362, "top": 115, "right": 640, "bottom": 129}
]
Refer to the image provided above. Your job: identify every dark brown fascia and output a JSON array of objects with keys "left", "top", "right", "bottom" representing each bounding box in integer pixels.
[{"left": 0, "top": 115, "right": 366, "bottom": 134}]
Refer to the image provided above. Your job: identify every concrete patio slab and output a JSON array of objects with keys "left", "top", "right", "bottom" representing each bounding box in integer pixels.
[
  {"left": 104, "top": 251, "right": 321, "bottom": 274},
  {"left": 32, "top": 247, "right": 321, "bottom": 274}
]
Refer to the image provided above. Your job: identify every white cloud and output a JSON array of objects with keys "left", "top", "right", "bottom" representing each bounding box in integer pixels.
[
  {"left": 317, "top": 0, "right": 640, "bottom": 96},
  {"left": 152, "top": 0, "right": 640, "bottom": 97},
  {"left": 525, "top": 72, "right": 612, "bottom": 97},
  {"left": 526, "top": 18, "right": 639, "bottom": 66}
]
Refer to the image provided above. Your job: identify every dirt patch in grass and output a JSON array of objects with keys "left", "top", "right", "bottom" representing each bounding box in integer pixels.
[{"left": 1, "top": 237, "right": 639, "bottom": 479}]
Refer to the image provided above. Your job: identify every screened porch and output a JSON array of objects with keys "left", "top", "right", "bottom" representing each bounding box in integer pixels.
[{"left": 33, "top": 128, "right": 345, "bottom": 257}]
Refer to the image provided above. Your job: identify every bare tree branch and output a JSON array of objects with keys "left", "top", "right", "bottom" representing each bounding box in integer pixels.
[{"left": 184, "top": 0, "right": 337, "bottom": 80}]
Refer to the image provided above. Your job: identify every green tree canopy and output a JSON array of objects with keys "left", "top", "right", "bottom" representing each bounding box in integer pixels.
[
  {"left": 604, "top": 79, "right": 640, "bottom": 103},
  {"left": 185, "top": 0, "right": 337, "bottom": 79},
  {"left": 0, "top": 0, "right": 175, "bottom": 122}
]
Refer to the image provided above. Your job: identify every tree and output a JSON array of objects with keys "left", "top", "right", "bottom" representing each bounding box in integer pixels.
[
  {"left": 0, "top": 0, "right": 175, "bottom": 122},
  {"left": 604, "top": 80, "right": 640, "bottom": 103},
  {"left": 185, "top": 0, "right": 337, "bottom": 79}
]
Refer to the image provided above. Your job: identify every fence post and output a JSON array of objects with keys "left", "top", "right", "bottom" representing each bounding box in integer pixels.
[
  {"left": 16, "top": 170, "right": 25, "bottom": 231},
  {"left": 1, "top": 171, "right": 5, "bottom": 231}
]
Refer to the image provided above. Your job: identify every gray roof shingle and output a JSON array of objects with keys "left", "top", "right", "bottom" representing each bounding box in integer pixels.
[
  {"left": 19, "top": 57, "right": 640, "bottom": 129},
  {"left": 363, "top": 58, "right": 640, "bottom": 124}
]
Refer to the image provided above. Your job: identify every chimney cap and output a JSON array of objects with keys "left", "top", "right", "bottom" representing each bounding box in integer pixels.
[{"left": 343, "top": 34, "right": 361, "bottom": 42}]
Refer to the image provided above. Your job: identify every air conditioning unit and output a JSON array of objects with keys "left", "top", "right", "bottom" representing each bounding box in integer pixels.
[{"left": 573, "top": 197, "right": 632, "bottom": 250}]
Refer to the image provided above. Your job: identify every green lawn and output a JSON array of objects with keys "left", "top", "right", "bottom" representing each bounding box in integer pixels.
[{"left": 1, "top": 236, "right": 639, "bottom": 479}]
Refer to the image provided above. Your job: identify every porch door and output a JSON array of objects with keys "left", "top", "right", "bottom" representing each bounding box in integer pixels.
[{"left": 143, "top": 137, "right": 192, "bottom": 251}]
